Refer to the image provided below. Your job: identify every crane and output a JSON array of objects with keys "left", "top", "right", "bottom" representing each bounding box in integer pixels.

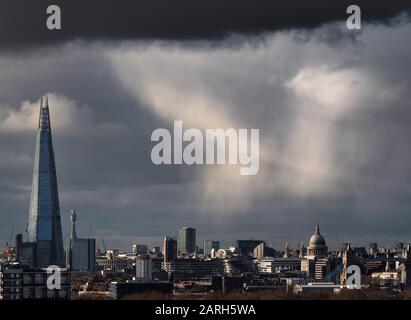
[{"left": 6, "top": 224, "right": 15, "bottom": 249}]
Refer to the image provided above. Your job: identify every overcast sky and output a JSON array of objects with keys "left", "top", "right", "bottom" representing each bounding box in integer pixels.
[{"left": 0, "top": 2, "right": 411, "bottom": 251}]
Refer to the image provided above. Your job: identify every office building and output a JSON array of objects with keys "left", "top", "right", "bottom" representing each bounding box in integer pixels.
[
  {"left": 365, "top": 258, "right": 385, "bottom": 275},
  {"left": 26, "top": 97, "right": 65, "bottom": 268},
  {"left": 135, "top": 255, "right": 152, "bottom": 281},
  {"left": 178, "top": 227, "right": 196, "bottom": 254},
  {"left": 162, "top": 237, "right": 177, "bottom": 263},
  {"left": 223, "top": 256, "right": 255, "bottom": 275},
  {"left": 257, "top": 256, "right": 302, "bottom": 274},
  {"left": 132, "top": 244, "right": 148, "bottom": 255},
  {"left": 236, "top": 240, "right": 264, "bottom": 257},
  {"left": 0, "top": 264, "right": 70, "bottom": 300},
  {"left": 70, "top": 239, "right": 95, "bottom": 273},
  {"left": 96, "top": 250, "right": 133, "bottom": 272},
  {"left": 162, "top": 258, "right": 224, "bottom": 280},
  {"left": 314, "top": 257, "right": 339, "bottom": 282},
  {"left": 68, "top": 210, "right": 96, "bottom": 273},
  {"left": 203, "top": 240, "right": 220, "bottom": 257}
]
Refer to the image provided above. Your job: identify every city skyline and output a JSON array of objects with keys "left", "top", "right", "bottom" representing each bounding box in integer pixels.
[{"left": 2, "top": 0, "right": 411, "bottom": 307}]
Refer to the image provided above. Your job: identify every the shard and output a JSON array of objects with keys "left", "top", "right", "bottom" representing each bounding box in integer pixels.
[{"left": 27, "top": 96, "right": 64, "bottom": 267}]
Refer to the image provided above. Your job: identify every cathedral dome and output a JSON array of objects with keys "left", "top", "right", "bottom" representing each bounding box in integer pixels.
[
  {"left": 309, "top": 233, "right": 326, "bottom": 247},
  {"left": 306, "top": 223, "right": 328, "bottom": 258},
  {"left": 308, "top": 223, "right": 326, "bottom": 247}
]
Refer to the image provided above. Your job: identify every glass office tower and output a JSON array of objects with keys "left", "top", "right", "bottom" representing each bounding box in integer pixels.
[
  {"left": 178, "top": 227, "right": 196, "bottom": 254},
  {"left": 27, "top": 96, "right": 64, "bottom": 267}
]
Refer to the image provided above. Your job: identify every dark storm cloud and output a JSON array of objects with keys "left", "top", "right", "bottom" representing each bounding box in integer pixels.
[{"left": 1, "top": 0, "right": 410, "bottom": 52}]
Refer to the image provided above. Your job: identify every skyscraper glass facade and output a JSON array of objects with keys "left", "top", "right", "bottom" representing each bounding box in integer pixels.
[
  {"left": 178, "top": 227, "right": 196, "bottom": 254},
  {"left": 27, "top": 97, "right": 64, "bottom": 267}
]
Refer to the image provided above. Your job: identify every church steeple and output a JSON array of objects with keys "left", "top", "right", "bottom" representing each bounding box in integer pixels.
[
  {"left": 283, "top": 242, "right": 290, "bottom": 258},
  {"left": 299, "top": 242, "right": 305, "bottom": 258}
]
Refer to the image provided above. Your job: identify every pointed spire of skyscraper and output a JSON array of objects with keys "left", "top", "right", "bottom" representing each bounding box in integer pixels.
[
  {"left": 38, "top": 95, "right": 52, "bottom": 131},
  {"left": 44, "top": 95, "right": 49, "bottom": 108}
]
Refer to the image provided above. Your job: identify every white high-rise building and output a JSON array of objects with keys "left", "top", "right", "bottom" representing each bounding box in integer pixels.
[{"left": 253, "top": 243, "right": 265, "bottom": 259}]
